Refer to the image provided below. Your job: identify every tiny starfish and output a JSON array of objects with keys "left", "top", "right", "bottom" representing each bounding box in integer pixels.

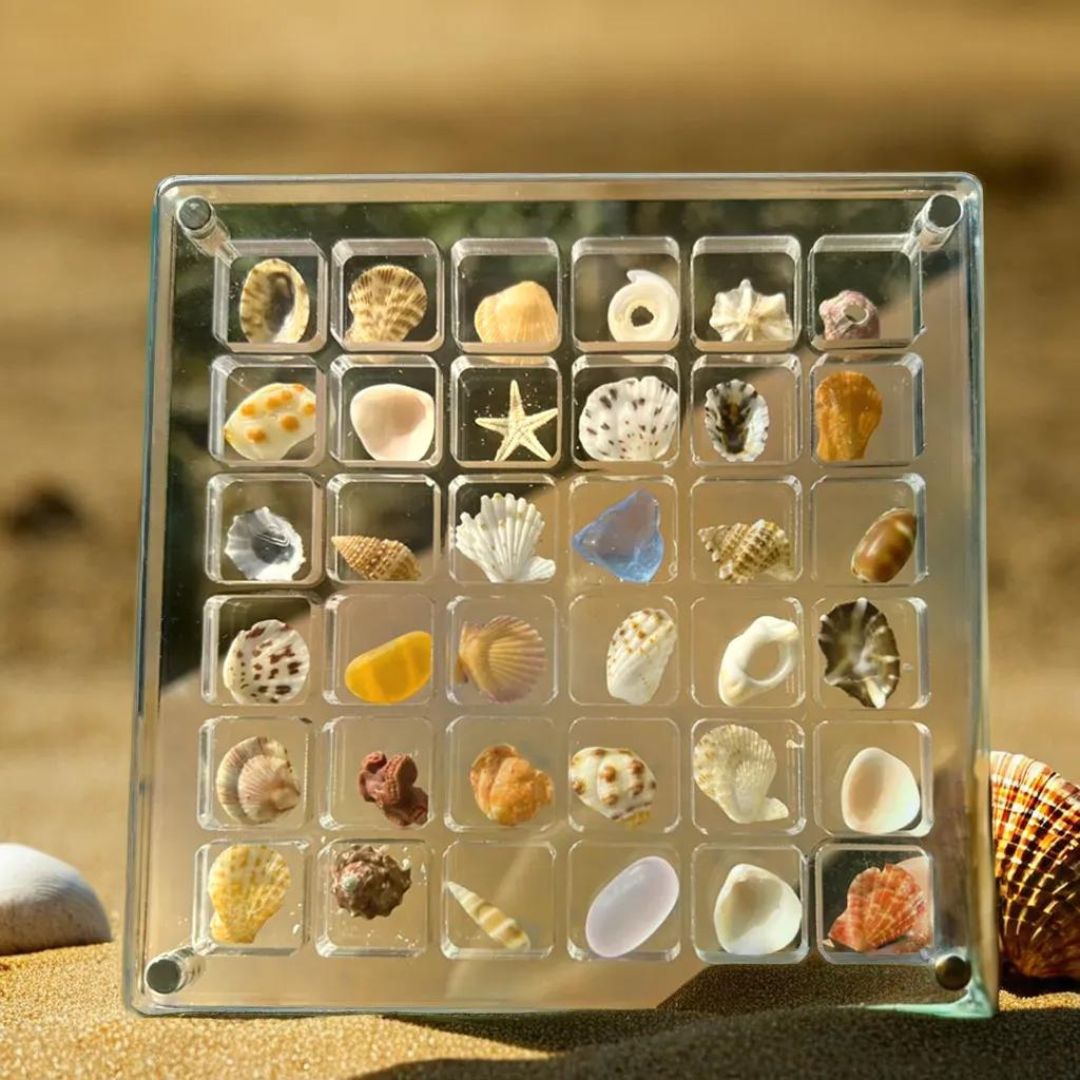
[{"left": 475, "top": 379, "right": 559, "bottom": 462}]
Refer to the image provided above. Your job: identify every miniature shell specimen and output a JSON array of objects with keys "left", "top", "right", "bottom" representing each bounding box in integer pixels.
[
  {"left": 223, "top": 382, "right": 317, "bottom": 462},
  {"left": 828, "top": 862, "right": 930, "bottom": 953},
  {"left": 454, "top": 493, "right": 555, "bottom": 584},
  {"left": 446, "top": 881, "right": 530, "bottom": 951},
  {"left": 605, "top": 608, "right": 677, "bottom": 706},
  {"left": 222, "top": 619, "right": 310, "bottom": 705},
  {"left": 818, "top": 598, "right": 900, "bottom": 709},
  {"left": 331, "top": 535, "right": 421, "bottom": 582},
  {"left": 718, "top": 615, "right": 800, "bottom": 706},
  {"left": 814, "top": 371, "right": 883, "bottom": 462},
  {"left": 349, "top": 383, "right": 435, "bottom": 462},
  {"left": 697, "top": 520, "right": 791, "bottom": 584},
  {"left": 456, "top": 616, "right": 547, "bottom": 704},
  {"left": 238, "top": 258, "right": 311, "bottom": 344},
  {"left": 358, "top": 751, "right": 428, "bottom": 827},
  {"left": 344, "top": 630, "right": 432, "bottom": 704},
  {"left": 607, "top": 269, "right": 679, "bottom": 343},
  {"left": 578, "top": 375, "right": 680, "bottom": 462},
  {"left": 709, "top": 278, "right": 793, "bottom": 344},
  {"left": 713, "top": 864, "right": 802, "bottom": 956},
  {"left": 331, "top": 844, "right": 411, "bottom": 919},
  {"left": 224, "top": 507, "right": 305, "bottom": 582},
  {"left": 851, "top": 508, "right": 917, "bottom": 584},
  {"left": 0, "top": 844, "right": 111, "bottom": 955},
  {"left": 692, "top": 724, "right": 789, "bottom": 824},
  {"left": 469, "top": 744, "right": 554, "bottom": 827},
  {"left": 207, "top": 843, "right": 290, "bottom": 944},
  {"left": 346, "top": 263, "right": 427, "bottom": 344},
  {"left": 474, "top": 280, "right": 558, "bottom": 345},
  {"left": 585, "top": 856, "right": 679, "bottom": 959},
  {"left": 703, "top": 378, "right": 770, "bottom": 462},
  {"left": 569, "top": 746, "right": 657, "bottom": 827},
  {"left": 215, "top": 736, "right": 301, "bottom": 825},
  {"left": 992, "top": 751, "right": 1080, "bottom": 980},
  {"left": 819, "top": 289, "right": 881, "bottom": 342},
  {"left": 841, "top": 747, "right": 920, "bottom": 834}
]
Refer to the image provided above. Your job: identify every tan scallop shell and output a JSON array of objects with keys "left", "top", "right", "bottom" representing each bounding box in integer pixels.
[
  {"left": 455, "top": 616, "right": 546, "bottom": 704},
  {"left": 238, "top": 258, "right": 310, "bottom": 344},
  {"left": 207, "top": 843, "right": 291, "bottom": 944},
  {"left": 474, "top": 281, "right": 558, "bottom": 345},
  {"left": 331, "top": 535, "right": 421, "bottom": 582},
  {"left": 569, "top": 746, "right": 657, "bottom": 826},
  {"left": 469, "top": 744, "right": 553, "bottom": 826},
  {"left": 214, "top": 736, "right": 301, "bottom": 825},
  {"left": 697, "top": 520, "right": 791, "bottom": 584},
  {"left": 346, "top": 263, "right": 427, "bottom": 344},
  {"left": 814, "top": 371, "right": 883, "bottom": 462}
]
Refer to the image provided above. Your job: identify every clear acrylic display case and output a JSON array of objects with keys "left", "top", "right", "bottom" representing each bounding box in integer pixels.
[{"left": 127, "top": 174, "right": 993, "bottom": 1016}]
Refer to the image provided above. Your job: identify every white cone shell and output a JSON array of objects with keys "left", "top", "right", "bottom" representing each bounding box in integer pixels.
[
  {"left": 605, "top": 608, "right": 677, "bottom": 705},
  {"left": 349, "top": 383, "right": 435, "bottom": 462},
  {"left": 713, "top": 863, "right": 802, "bottom": 956},
  {"left": 606, "top": 269, "right": 679, "bottom": 343},
  {"left": 718, "top": 615, "right": 800, "bottom": 706},
  {"left": 840, "top": 747, "right": 921, "bottom": 834},
  {"left": 578, "top": 376, "right": 679, "bottom": 462},
  {"left": 454, "top": 493, "right": 555, "bottom": 583},
  {"left": 693, "top": 724, "right": 789, "bottom": 824}
]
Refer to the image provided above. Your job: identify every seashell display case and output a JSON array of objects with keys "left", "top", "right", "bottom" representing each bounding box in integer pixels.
[{"left": 126, "top": 174, "right": 993, "bottom": 1016}]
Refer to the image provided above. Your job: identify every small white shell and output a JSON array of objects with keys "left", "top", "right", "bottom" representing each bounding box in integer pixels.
[
  {"left": 454, "top": 493, "right": 555, "bottom": 583},
  {"left": 446, "top": 881, "right": 530, "bottom": 951},
  {"left": 708, "top": 278, "right": 793, "bottom": 343},
  {"left": 569, "top": 746, "right": 657, "bottom": 826},
  {"left": 349, "top": 383, "right": 435, "bottom": 462},
  {"left": 841, "top": 747, "right": 921, "bottom": 834},
  {"left": 718, "top": 615, "right": 800, "bottom": 706},
  {"left": 578, "top": 376, "right": 679, "bottom": 462},
  {"left": 224, "top": 507, "right": 305, "bottom": 582},
  {"left": 605, "top": 608, "right": 677, "bottom": 706},
  {"left": 223, "top": 382, "right": 317, "bottom": 462},
  {"left": 222, "top": 619, "right": 310, "bottom": 705},
  {"left": 693, "top": 724, "right": 789, "bottom": 824},
  {"left": 606, "top": 269, "right": 679, "bottom": 343},
  {"left": 703, "top": 379, "right": 769, "bottom": 462},
  {"left": 713, "top": 864, "right": 802, "bottom": 956}
]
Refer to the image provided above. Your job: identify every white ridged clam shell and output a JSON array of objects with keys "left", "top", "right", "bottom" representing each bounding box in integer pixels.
[
  {"left": 718, "top": 615, "right": 800, "bottom": 706},
  {"left": 224, "top": 507, "right": 305, "bottom": 583},
  {"left": 446, "top": 881, "right": 530, "bottom": 951},
  {"left": 713, "top": 864, "right": 802, "bottom": 956},
  {"left": 841, "top": 747, "right": 921, "bottom": 834},
  {"left": 605, "top": 608, "right": 677, "bottom": 705},
  {"left": 349, "top": 383, "right": 435, "bottom": 462},
  {"left": 606, "top": 269, "right": 679, "bottom": 342},
  {"left": 578, "top": 376, "right": 679, "bottom": 462},
  {"left": 222, "top": 619, "right": 310, "bottom": 705},
  {"left": 454, "top": 493, "right": 555, "bottom": 584},
  {"left": 569, "top": 746, "right": 657, "bottom": 826},
  {"left": 693, "top": 724, "right": 789, "bottom": 824}
]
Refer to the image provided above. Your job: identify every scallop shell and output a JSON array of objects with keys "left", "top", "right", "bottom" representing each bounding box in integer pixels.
[
  {"left": 214, "top": 736, "right": 301, "bottom": 825},
  {"left": 840, "top": 747, "right": 921, "bottom": 834},
  {"left": 708, "top": 278, "right": 793, "bottom": 343},
  {"left": 814, "top": 371, "right": 883, "bottom": 462},
  {"left": 569, "top": 746, "right": 657, "bottom": 827},
  {"left": 222, "top": 618, "right": 310, "bottom": 705},
  {"left": 455, "top": 616, "right": 547, "bottom": 704},
  {"left": 224, "top": 507, "right": 305, "bottom": 582},
  {"left": 446, "top": 881, "right": 530, "bottom": 951},
  {"left": 697, "top": 520, "right": 791, "bottom": 584},
  {"left": 349, "top": 383, "right": 435, "bottom": 462},
  {"left": 605, "top": 607, "right": 677, "bottom": 706},
  {"left": 223, "top": 382, "right": 317, "bottom": 462},
  {"left": 346, "top": 263, "right": 427, "bottom": 344},
  {"left": 331, "top": 535, "right": 421, "bottom": 582},
  {"left": 578, "top": 376, "right": 680, "bottom": 462},
  {"left": 828, "top": 862, "right": 930, "bottom": 953},
  {"left": 606, "top": 269, "right": 679, "bottom": 342},
  {"left": 207, "top": 843, "right": 291, "bottom": 945},
  {"left": 819, "top": 289, "right": 881, "bottom": 342},
  {"left": 692, "top": 724, "right": 789, "bottom": 824},
  {"left": 818, "top": 598, "right": 900, "bottom": 709},
  {"left": 238, "top": 258, "right": 310, "bottom": 344},
  {"left": 851, "top": 508, "right": 917, "bottom": 584},
  {"left": 718, "top": 615, "right": 800, "bottom": 706},
  {"left": 469, "top": 744, "right": 554, "bottom": 827},
  {"left": 703, "top": 378, "right": 770, "bottom": 462},
  {"left": 454, "top": 493, "right": 555, "bottom": 584},
  {"left": 713, "top": 864, "right": 802, "bottom": 956},
  {"left": 474, "top": 280, "right": 558, "bottom": 345}
]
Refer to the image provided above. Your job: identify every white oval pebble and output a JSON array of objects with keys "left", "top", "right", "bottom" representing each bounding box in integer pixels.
[{"left": 585, "top": 855, "right": 679, "bottom": 958}]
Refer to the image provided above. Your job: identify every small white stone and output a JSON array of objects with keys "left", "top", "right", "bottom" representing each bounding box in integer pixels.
[{"left": 585, "top": 855, "right": 679, "bottom": 958}]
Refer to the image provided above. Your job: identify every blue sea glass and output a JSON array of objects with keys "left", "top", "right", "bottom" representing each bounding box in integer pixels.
[{"left": 572, "top": 490, "right": 663, "bottom": 583}]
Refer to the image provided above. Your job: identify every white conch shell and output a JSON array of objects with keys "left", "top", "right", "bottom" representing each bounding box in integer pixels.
[
  {"left": 606, "top": 269, "right": 679, "bottom": 343},
  {"left": 605, "top": 608, "right": 677, "bottom": 705},
  {"left": 223, "top": 382, "right": 317, "bottom": 462},
  {"left": 578, "top": 375, "right": 680, "bottom": 462},
  {"left": 708, "top": 278, "right": 793, "bottom": 343},
  {"left": 0, "top": 844, "right": 111, "bottom": 954},
  {"left": 569, "top": 746, "right": 657, "bottom": 826},
  {"left": 454, "top": 493, "right": 555, "bottom": 583},
  {"left": 718, "top": 615, "right": 800, "bottom": 706},
  {"left": 692, "top": 724, "right": 789, "bottom": 824},
  {"left": 446, "top": 881, "right": 530, "bottom": 951},
  {"left": 224, "top": 507, "right": 305, "bottom": 583},
  {"left": 222, "top": 619, "right": 310, "bottom": 705},
  {"left": 841, "top": 747, "right": 921, "bottom": 834},
  {"left": 713, "top": 863, "right": 802, "bottom": 956},
  {"left": 349, "top": 383, "right": 435, "bottom": 462}
]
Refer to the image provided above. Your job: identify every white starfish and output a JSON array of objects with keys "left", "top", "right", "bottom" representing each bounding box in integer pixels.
[{"left": 474, "top": 379, "right": 559, "bottom": 463}]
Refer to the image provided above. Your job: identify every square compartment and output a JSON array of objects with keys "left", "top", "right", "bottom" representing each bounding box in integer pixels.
[
  {"left": 328, "top": 356, "right": 442, "bottom": 467},
  {"left": 315, "top": 839, "right": 429, "bottom": 957},
  {"left": 321, "top": 715, "right": 435, "bottom": 832},
  {"left": 197, "top": 716, "right": 313, "bottom": 831},
  {"left": 451, "top": 238, "right": 561, "bottom": 354},
  {"left": 330, "top": 238, "right": 443, "bottom": 351},
  {"left": 213, "top": 239, "right": 327, "bottom": 353},
  {"left": 691, "top": 236, "right": 801, "bottom": 352},
  {"left": 814, "top": 720, "right": 932, "bottom": 837},
  {"left": 450, "top": 356, "right": 562, "bottom": 468},
  {"left": 205, "top": 473, "right": 322, "bottom": 587},
  {"left": 691, "top": 719, "right": 805, "bottom": 835},
  {"left": 567, "top": 842, "right": 681, "bottom": 962},
  {"left": 571, "top": 237, "right": 680, "bottom": 352},
  {"left": 689, "top": 356, "right": 801, "bottom": 467},
  {"left": 811, "top": 475, "right": 927, "bottom": 585},
  {"left": 442, "top": 841, "right": 555, "bottom": 960},
  {"left": 568, "top": 717, "right": 680, "bottom": 835},
  {"left": 691, "top": 844, "right": 808, "bottom": 964},
  {"left": 325, "top": 474, "right": 439, "bottom": 584}
]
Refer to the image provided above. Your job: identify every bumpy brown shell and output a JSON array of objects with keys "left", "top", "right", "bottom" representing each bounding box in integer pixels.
[
  {"left": 331, "top": 844, "right": 411, "bottom": 919},
  {"left": 697, "top": 520, "right": 790, "bottom": 584},
  {"left": 358, "top": 752, "right": 428, "bottom": 827},
  {"left": 331, "top": 535, "right": 421, "bottom": 582}
]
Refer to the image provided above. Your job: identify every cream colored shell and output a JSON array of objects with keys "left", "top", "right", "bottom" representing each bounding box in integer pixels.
[
  {"left": 569, "top": 746, "right": 656, "bottom": 826},
  {"left": 223, "top": 383, "right": 317, "bottom": 462},
  {"left": 605, "top": 608, "right": 677, "bottom": 705}
]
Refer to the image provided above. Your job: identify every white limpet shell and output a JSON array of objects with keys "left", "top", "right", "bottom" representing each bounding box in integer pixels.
[
  {"left": 692, "top": 724, "right": 789, "bottom": 824},
  {"left": 585, "top": 855, "right": 679, "bottom": 959},
  {"left": 224, "top": 507, "right": 305, "bottom": 583},
  {"left": 709, "top": 278, "right": 793, "bottom": 343},
  {"left": 713, "top": 863, "right": 802, "bottom": 956},
  {"left": 454, "top": 493, "right": 555, "bottom": 584},
  {"left": 605, "top": 608, "right": 677, "bottom": 706},
  {"left": 446, "top": 881, "right": 530, "bottom": 951},
  {"left": 223, "top": 382, "right": 317, "bottom": 462},
  {"left": 222, "top": 619, "right": 310, "bottom": 705},
  {"left": 578, "top": 375, "right": 679, "bottom": 462},
  {"left": 606, "top": 269, "right": 679, "bottom": 343},
  {"left": 349, "top": 383, "right": 435, "bottom": 462},
  {"left": 841, "top": 747, "right": 921, "bottom": 834},
  {"left": 718, "top": 615, "right": 800, "bottom": 706},
  {"left": 0, "top": 844, "right": 111, "bottom": 955},
  {"left": 569, "top": 746, "right": 657, "bottom": 826}
]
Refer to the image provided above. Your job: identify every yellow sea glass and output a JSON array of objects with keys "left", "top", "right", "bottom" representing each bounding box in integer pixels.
[{"left": 345, "top": 630, "right": 432, "bottom": 704}]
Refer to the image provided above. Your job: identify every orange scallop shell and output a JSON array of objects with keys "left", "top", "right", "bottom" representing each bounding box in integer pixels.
[{"left": 814, "top": 371, "right": 883, "bottom": 462}]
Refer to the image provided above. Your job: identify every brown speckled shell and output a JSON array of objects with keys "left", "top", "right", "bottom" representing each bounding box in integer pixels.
[{"left": 697, "top": 520, "right": 790, "bottom": 584}]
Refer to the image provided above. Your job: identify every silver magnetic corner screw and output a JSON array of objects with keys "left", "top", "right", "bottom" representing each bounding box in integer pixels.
[{"left": 934, "top": 952, "right": 972, "bottom": 991}]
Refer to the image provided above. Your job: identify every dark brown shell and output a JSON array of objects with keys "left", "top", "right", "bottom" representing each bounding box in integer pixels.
[{"left": 817, "top": 598, "right": 900, "bottom": 708}]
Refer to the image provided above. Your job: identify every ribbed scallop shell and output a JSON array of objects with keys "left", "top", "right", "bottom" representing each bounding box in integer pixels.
[
  {"left": 818, "top": 598, "right": 900, "bottom": 709},
  {"left": 474, "top": 280, "right": 558, "bottom": 345},
  {"left": 207, "top": 844, "right": 291, "bottom": 944},
  {"left": 346, "top": 263, "right": 427, "bottom": 344},
  {"left": 238, "top": 258, "right": 310, "bottom": 344},
  {"left": 446, "top": 881, "right": 530, "bottom": 951},
  {"left": 814, "top": 371, "right": 883, "bottom": 462},
  {"left": 215, "top": 736, "right": 301, "bottom": 825},
  {"left": 851, "top": 508, "right": 917, "bottom": 583},
  {"left": 331, "top": 535, "right": 421, "bottom": 582},
  {"left": 469, "top": 744, "right": 554, "bottom": 826},
  {"left": 703, "top": 378, "right": 770, "bottom": 462},
  {"left": 455, "top": 616, "right": 547, "bottom": 704},
  {"left": 578, "top": 376, "right": 680, "bottom": 462},
  {"left": 697, "top": 520, "right": 791, "bottom": 584},
  {"left": 828, "top": 862, "right": 929, "bottom": 953},
  {"left": 223, "top": 382, "right": 317, "bottom": 462},
  {"left": 222, "top": 619, "right": 310, "bottom": 705},
  {"left": 605, "top": 608, "right": 677, "bottom": 706},
  {"left": 692, "top": 724, "right": 789, "bottom": 824},
  {"left": 454, "top": 493, "right": 555, "bottom": 584},
  {"left": 606, "top": 269, "right": 679, "bottom": 343},
  {"left": 569, "top": 746, "right": 657, "bottom": 826},
  {"left": 224, "top": 507, "right": 305, "bottom": 583}
]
